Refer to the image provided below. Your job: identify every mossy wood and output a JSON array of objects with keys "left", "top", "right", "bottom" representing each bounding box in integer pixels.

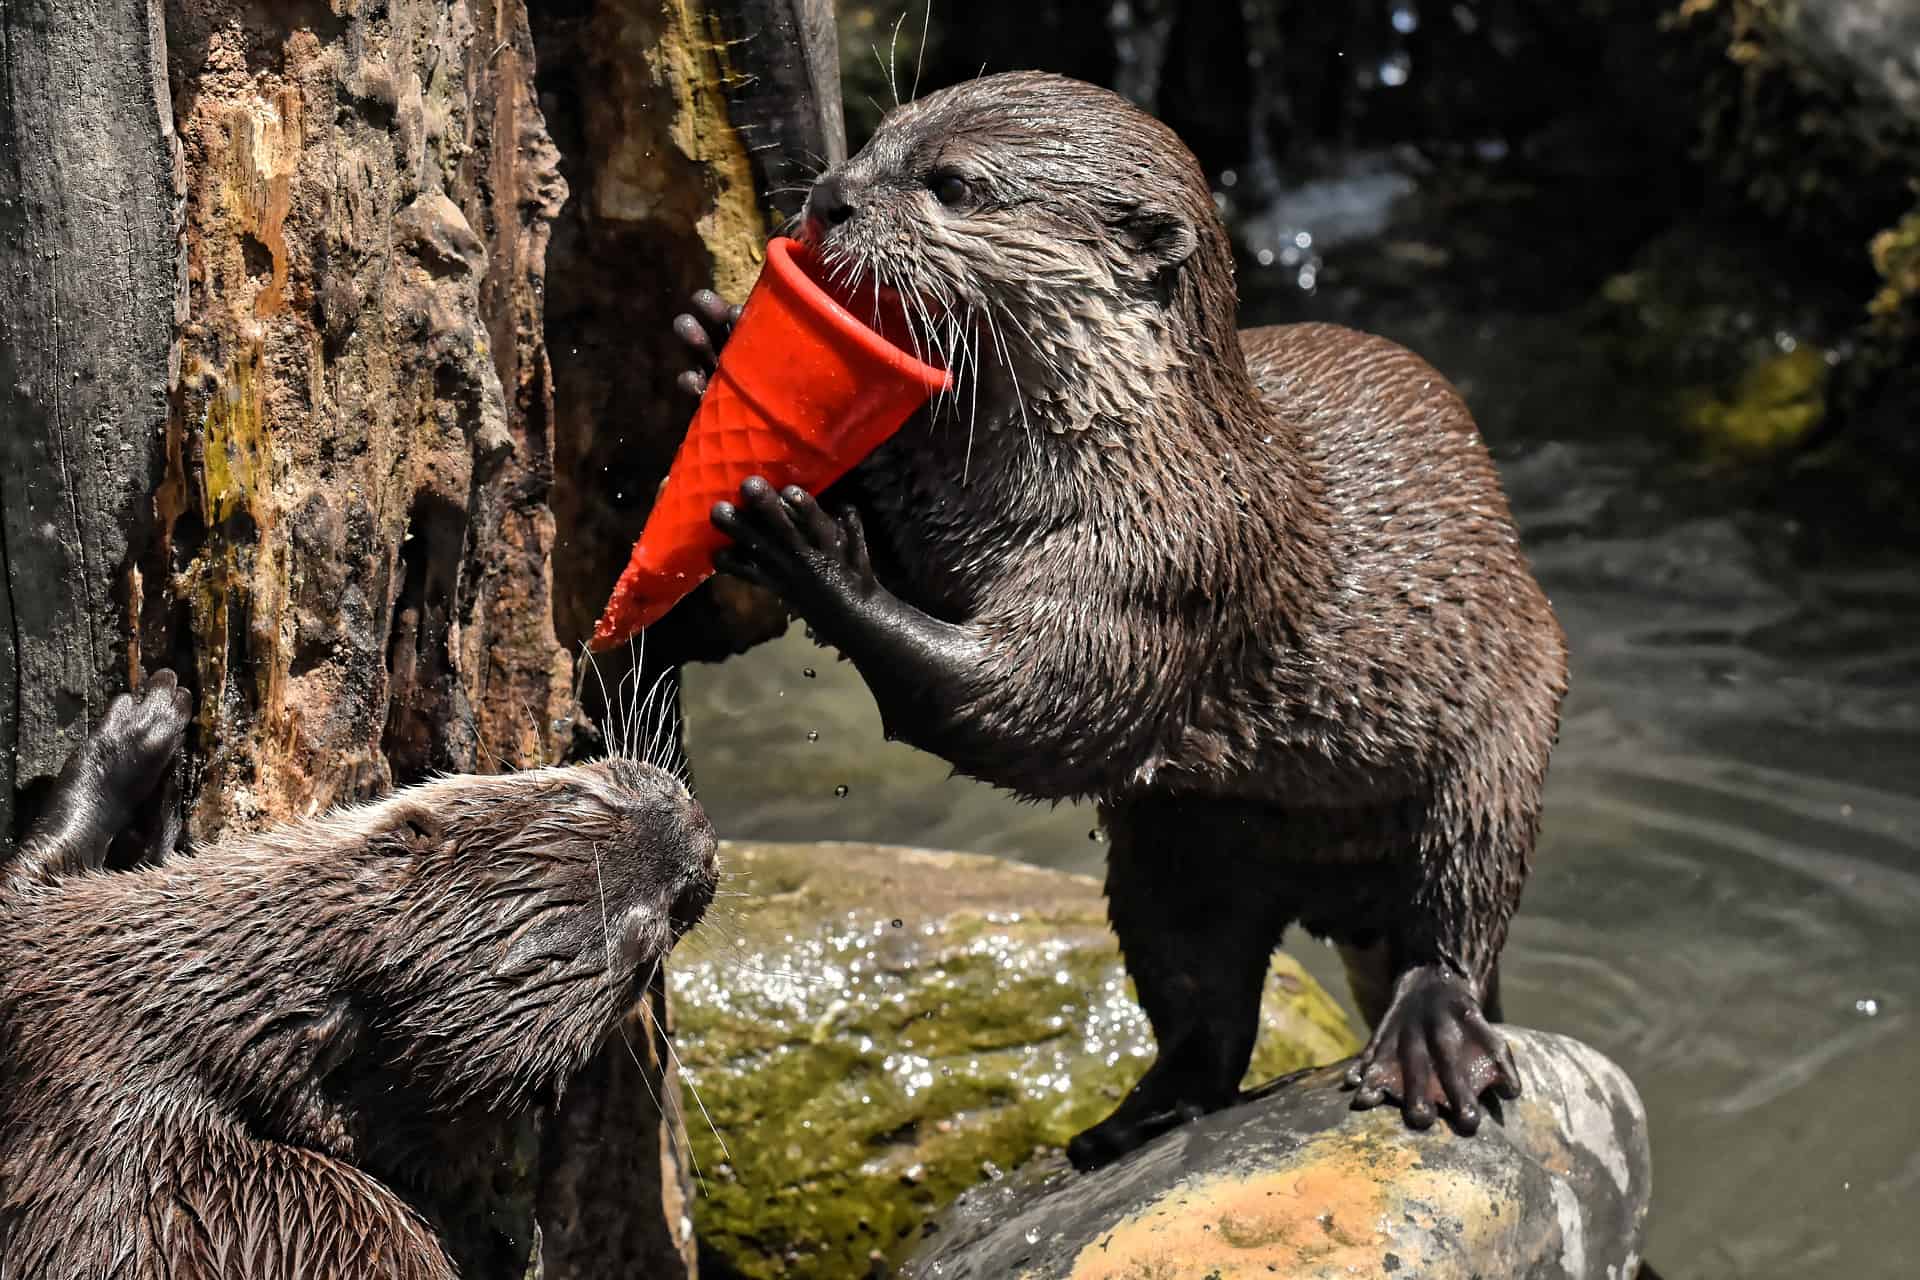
[{"left": 0, "top": 1, "right": 841, "bottom": 1276}]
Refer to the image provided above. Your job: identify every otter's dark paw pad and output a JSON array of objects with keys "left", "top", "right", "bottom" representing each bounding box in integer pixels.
[
  {"left": 673, "top": 290, "right": 742, "bottom": 399},
  {"left": 90, "top": 669, "right": 193, "bottom": 799},
  {"left": 1344, "top": 965, "right": 1519, "bottom": 1134},
  {"left": 711, "top": 476, "right": 875, "bottom": 612}
]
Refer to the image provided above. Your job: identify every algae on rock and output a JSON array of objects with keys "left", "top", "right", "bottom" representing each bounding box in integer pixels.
[{"left": 670, "top": 841, "right": 1358, "bottom": 1280}]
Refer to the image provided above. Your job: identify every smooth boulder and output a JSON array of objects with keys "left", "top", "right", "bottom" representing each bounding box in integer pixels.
[{"left": 900, "top": 1028, "right": 1650, "bottom": 1280}]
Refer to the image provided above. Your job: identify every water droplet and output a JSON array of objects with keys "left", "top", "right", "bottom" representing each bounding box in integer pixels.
[
  {"left": 1390, "top": 2, "right": 1419, "bottom": 34},
  {"left": 1855, "top": 998, "right": 1880, "bottom": 1016},
  {"left": 1088, "top": 828, "right": 1105, "bottom": 843},
  {"left": 834, "top": 784, "right": 849, "bottom": 798},
  {"left": 802, "top": 667, "right": 817, "bottom": 678},
  {"left": 890, "top": 918, "right": 903, "bottom": 928},
  {"left": 1255, "top": 247, "right": 1275, "bottom": 267},
  {"left": 1219, "top": 168, "right": 1238, "bottom": 189},
  {"left": 806, "top": 730, "right": 820, "bottom": 742},
  {"left": 1023, "top": 1228, "right": 1040, "bottom": 1245},
  {"left": 1379, "top": 52, "right": 1411, "bottom": 86}
]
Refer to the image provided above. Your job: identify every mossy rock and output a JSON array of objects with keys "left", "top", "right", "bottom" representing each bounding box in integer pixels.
[
  {"left": 898, "top": 1029, "right": 1651, "bottom": 1280},
  {"left": 670, "top": 841, "right": 1359, "bottom": 1280}
]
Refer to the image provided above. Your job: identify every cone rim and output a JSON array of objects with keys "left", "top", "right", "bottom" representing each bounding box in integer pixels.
[{"left": 766, "top": 237, "right": 952, "bottom": 395}]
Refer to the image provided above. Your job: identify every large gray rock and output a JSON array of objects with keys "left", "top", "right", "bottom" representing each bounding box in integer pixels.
[{"left": 900, "top": 1028, "right": 1650, "bottom": 1280}]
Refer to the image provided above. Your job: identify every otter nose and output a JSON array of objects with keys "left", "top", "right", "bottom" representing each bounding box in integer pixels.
[
  {"left": 807, "top": 174, "right": 856, "bottom": 229},
  {"left": 683, "top": 794, "right": 718, "bottom": 876}
]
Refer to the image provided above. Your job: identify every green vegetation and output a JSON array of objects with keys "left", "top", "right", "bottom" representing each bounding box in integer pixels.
[{"left": 671, "top": 842, "right": 1357, "bottom": 1279}]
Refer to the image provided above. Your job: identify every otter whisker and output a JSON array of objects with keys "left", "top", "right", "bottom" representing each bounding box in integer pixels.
[
  {"left": 980, "top": 304, "right": 1030, "bottom": 432},
  {"left": 963, "top": 303, "right": 984, "bottom": 482},
  {"left": 645, "top": 681, "right": 687, "bottom": 779},
  {"left": 910, "top": 0, "right": 932, "bottom": 103},
  {"left": 672, "top": 935, "right": 837, "bottom": 989},
  {"left": 621, "top": 958, "right": 713, "bottom": 1198},
  {"left": 591, "top": 836, "right": 616, "bottom": 982},
  {"left": 887, "top": 9, "right": 908, "bottom": 107},
  {"left": 996, "top": 298, "right": 1067, "bottom": 381},
  {"left": 576, "top": 641, "right": 624, "bottom": 760},
  {"left": 658, "top": 1000, "right": 732, "bottom": 1164},
  {"left": 621, "top": 638, "right": 648, "bottom": 762}
]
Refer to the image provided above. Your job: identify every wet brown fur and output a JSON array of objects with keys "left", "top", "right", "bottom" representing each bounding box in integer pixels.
[
  {"left": 801, "top": 73, "right": 1567, "bottom": 1145},
  {"left": 0, "top": 756, "right": 715, "bottom": 1279}
]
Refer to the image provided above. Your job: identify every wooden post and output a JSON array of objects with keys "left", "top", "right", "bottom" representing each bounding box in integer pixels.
[{"left": 0, "top": 0, "right": 180, "bottom": 849}]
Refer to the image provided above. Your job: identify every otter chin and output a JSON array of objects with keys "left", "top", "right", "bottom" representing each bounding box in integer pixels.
[
  {"left": 683, "top": 71, "right": 1568, "bottom": 1170},
  {"left": 0, "top": 672, "right": 717, "bottom": 1278}
]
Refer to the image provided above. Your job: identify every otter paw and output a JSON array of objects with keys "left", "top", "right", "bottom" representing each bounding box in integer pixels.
[
  {"left": 1343, "top": 964, "right": 1518, "bottom": 1134},
  {"left": 712, "top": 477, "right": 875, "bottom": 615},
  {"left": 672, "top": 290, "right": 742, "bottom": 398},
  {"left": 23, "top": 669, "right": 194, "bottom": 875},
  {"left": 1067, "top": 1096, "right": 1211, "bottom": 1173},
  {"left": 84, "top": 670, "right": 193, "bottom": 811}
]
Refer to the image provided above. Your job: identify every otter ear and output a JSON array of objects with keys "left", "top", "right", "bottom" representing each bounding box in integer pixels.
[
  {"left": 1118, "top": 202, "right": 1197, "bottom": 272},
  {"left": 372, "top": 809, "right": 445, "bottom": 857}
]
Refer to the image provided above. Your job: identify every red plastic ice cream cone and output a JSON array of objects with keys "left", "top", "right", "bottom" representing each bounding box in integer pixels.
[{"left": 590, "top": 238, "right": 950, "bottom": 651}]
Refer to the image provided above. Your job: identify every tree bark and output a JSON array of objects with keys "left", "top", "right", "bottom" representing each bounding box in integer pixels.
[
  {"left": 538, "top": 0, "right": 844, "bottom": 676},
  {"left": 1, "top": 0, "right": 842, "bottom": 1276},
  {"left": 0, "top": 0, "right": 180, "bottom": 849}
]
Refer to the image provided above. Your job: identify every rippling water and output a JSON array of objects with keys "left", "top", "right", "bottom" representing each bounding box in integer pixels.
[{"left": 681, "top": 305, "right": 1920, "bottom": 1277}]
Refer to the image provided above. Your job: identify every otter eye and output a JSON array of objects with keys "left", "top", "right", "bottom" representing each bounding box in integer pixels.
[{"left": 930, "top": 173, "right": 971, "bottom": 208}]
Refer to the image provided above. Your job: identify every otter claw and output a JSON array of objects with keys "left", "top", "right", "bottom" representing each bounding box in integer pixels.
[
  {"left": 1345, "top": 963, "right": 1516, "bottom": 1135},
  {"left": 711, "top": 477, "right": 875, "bottom": 618},
  {"left": 672, "top": 290, "right": 743, "bottom": 397}
]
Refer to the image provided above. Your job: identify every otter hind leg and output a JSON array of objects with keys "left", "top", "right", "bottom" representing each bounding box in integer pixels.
[
  {"left": 1067, "top": 797, "right": 1292, "bottom": 1173},
  {"left": 1341, "top": 819, "right": 1526, "bottom": 1134},
  {"left": 7, "top": 670, "right": 191, "bottom": 887}
]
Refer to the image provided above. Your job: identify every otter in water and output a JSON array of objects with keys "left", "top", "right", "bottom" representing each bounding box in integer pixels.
[
  {"left": 675, "top": 71, "right": 1566, "bottom": 1170},
  {"left": 0, "top": 670, "right": 717, "bottom": 1277}
]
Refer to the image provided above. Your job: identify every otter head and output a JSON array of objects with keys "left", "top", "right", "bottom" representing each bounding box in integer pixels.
[
  {"left": 803, "top": 71, "right": 1242, "bottom": 438},
  {"left": 277, "top": 758, "right": 718, "bottom": 1110}
]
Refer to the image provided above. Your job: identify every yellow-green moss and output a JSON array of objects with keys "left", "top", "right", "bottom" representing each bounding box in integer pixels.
[
  {"left": 198, "top": 348, "right": 268, "bottom": 525},
  {"left": 1868, "top": 200, "right": 1920, "bottom": 327},
  {"left": 1678, "top": 343, "right": 1831, "bottom": 455},
  {"left": 671, "top": 842, "right": 1357, "bottom": 1279}
]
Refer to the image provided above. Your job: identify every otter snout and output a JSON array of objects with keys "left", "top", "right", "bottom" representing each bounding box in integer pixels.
[
  {"left": 669, "top": 791, "right": 719, "bottom": 936},
  {"left": 803, "top": 172, "right": 857, "bottom": 241}
]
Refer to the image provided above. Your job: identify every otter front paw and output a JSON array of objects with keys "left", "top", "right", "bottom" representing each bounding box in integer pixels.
[
  {"left": 77, "top": 671, "right": 193, "bottom": 822},
  {"left": 1344, "top": 964, "right": 1519, "bottom": 1134},
  {"left": 23, "top": 670, "right": 193, "bottom": 877},
  {"left": 712, "top": 476, "right": 875, "bottom": 621},
  {"left": 672, "top": 290, "right": 742, "bottom": 399}
]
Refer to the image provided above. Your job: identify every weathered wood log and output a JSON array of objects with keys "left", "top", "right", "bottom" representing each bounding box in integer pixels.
[{"left": 0, "top": 0, "right": 180, "bottom": 850}]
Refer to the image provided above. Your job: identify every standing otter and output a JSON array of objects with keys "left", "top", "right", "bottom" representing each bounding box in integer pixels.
[
  {"left": 0, "top": 671, "right": 717, "bottom": 1277},
  {"left": 677, "top": 71, "right": 1566, "bottom": 1170}
]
